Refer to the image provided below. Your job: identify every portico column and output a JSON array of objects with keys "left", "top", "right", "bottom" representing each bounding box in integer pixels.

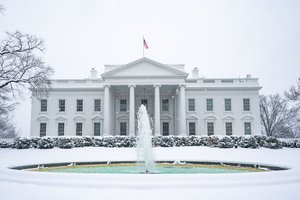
[
  {"left": 175, "top": 89, "right": 180, "bottom": 135},
  {"left": 129, "top": 85, "right": 135, "bottom": 136},
  {"left": 103, "top": 85, "right": 110, "bottom": 136},
  {"left": 179, "top": 85, "right": 186, "bottom": 136},
  {"left": 154, "top": 85, "right": 161, "bottom": 136}
]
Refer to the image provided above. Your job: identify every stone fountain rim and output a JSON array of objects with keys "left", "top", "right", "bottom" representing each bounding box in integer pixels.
[{"left": 10, "top": 160, "right": 289, "bottom": 171}]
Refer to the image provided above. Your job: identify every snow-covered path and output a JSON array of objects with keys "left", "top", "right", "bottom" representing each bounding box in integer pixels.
[{"left": 0, "top": 147, "right": 300, "bottom": 200}]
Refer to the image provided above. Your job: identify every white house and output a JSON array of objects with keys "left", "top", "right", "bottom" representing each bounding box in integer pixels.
[{"left": 30, "top": 57, "right": 262, "bottom": 137}]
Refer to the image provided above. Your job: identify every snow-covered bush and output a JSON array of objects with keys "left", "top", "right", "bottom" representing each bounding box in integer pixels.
[
  {"left": 1, "top": 135, "right": 299, "bottom": 149},
  {"left": 237, "top": 137, "right": 259, "bottom": 149},
  {"left": 263, "top": 137, "right": 282, "bottom": 149},
  {"left": 37, "top": 137, "right": 55, "bottom": 149},
  {"left": 56, "top": 138, "right": 74, "bottom": 149},
  {"left": 83, "top": 137, "right": 93, "bottom": 147},
  {"left": 217, "top": 136, "right": 234, "bottom": 148},
  {"left": 11, "top": 137, "right": 32, "bottom": 149},
  {"left": 0, "top": 140, "right": 11, "bottom": 148}
]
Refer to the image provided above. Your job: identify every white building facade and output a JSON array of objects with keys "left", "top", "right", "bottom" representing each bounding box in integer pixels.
[{"left": 30, "top": 58, "right": 262, "bottom": 137}]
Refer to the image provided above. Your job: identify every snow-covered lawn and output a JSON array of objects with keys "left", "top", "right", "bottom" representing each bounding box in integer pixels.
[{"left": 0, "top": 147, "right": 300, "bottom": 200}]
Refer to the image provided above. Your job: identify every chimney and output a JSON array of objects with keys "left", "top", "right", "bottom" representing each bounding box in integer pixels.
[
  {"left": 90, "top": 68, "right": 98, "bottom": 79},
  {"left": 246, "top": 74, "right": 252, "bottom": 79},
  {"left": 191, "top": 67, "right": 199, "bottom": 79}
]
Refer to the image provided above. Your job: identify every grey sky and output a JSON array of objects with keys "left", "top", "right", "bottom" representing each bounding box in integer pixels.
[{"left": 1, "top": 0, "right": 300, "bottom": 136}]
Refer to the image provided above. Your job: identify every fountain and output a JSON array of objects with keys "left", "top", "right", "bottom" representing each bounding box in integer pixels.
[{"left": 136, "top": 105, "right": 155, "bottom": 173}]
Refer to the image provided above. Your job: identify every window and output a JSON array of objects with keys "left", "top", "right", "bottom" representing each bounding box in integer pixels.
[
  {"left": 77, "top": 99, "right": 83, "bottom": 112},
  {"left": 94, "top": 122, "right": 101, "bottom": 136},
  {"left": 244, "top": 122, "right": 251, "bottom": 135},
  {"left": 207, "top": 122, "right": 214, "bottom": 136},
  {"left": 76, "top": 122, "right": 83, "bottom": 136},
  {"left": 243, "top": 98, "right": 250, "bottom": 111},
  {"left": 162, "top": 122, "right": 169, "bottom": 136},
  {"left": 40, "top": 123, "right": 46, "bottom": 137},
  {"left": 162, "top": 99, "right": 169, "bottom": 112},
  {"left": 206, "top": 99, "right": 213, "bottom": 111},
  {"left": 189, "top": 122, "right": 196, "bottom": 136},
  {"left": 40, "top": 99, "right": 47, "bottom": 112},
  {"left": 59, "top": 99, "right": 65, "bottom": 112},
  {"left": 94, "top": 99, "right": 101, "bottom": 112},
  {"left": 225, "top": 99, "right": 231, "bottom": 111},
  {"left": 58, "top": 123, "right": 64, "bottom": 136},
  {"left": 225, "top": 122, "right": 232, "bottom": 136},
  {"left": 120, "top": 99, "right": 127, "bottom": 112},
  {"left": 188, "top": 99, "right": 195, "bottom": 111},
  {"left": 120, "top": 122, "right": 127, "bottom": 136},
  {"left": 141, "top": 99, "right": 148, "bottom": 108}
]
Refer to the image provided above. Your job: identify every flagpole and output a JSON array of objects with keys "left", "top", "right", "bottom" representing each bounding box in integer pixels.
[{"left": 142, "top": 36, "right": 144, "bottom": 57}]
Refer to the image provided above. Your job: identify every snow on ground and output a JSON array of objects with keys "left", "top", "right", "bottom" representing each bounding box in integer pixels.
[{"left": 0, "top": 147, "right": 300, "bottom": 200}]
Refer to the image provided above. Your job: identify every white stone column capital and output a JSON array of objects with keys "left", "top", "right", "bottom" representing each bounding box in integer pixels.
[
  {"left": 153, "top": 84, "right": 161, "bottom": 88},
  {"left": 179, "top": 84, "right": 186, "bottom": 89},
  {"left": 128, "top": 84, "right": 136, "bottom": 88},
  {"left": 103, "top": 85, "right": 111, "bottom": 89}
]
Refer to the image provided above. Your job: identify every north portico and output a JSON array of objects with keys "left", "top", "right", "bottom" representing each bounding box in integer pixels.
[
  {"left": 30, "top": 57, "right": 262, "bottom": 137},
  {"left": 101, "top": 58, "right": 189, "bottom": 136}
]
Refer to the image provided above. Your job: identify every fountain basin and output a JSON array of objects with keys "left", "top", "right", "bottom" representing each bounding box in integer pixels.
[{"left": 11, "top": 161, "right": 288, "bottom": 174}]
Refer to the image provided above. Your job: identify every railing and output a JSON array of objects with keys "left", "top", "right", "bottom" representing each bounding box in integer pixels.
[{"left": 186, "top": 78, "right": 259, "bottom": 86}]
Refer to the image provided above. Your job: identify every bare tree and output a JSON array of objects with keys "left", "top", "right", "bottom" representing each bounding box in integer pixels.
[
  {"left": 0, "top": 114, "right": 17, "bottom": 138},
  {"left": 0, "top": 4, "right": 54, "bottom": 137},
  {"left": 0, "top": 31, "right": 54, "bottom": 137},
  {"left": 286, "top": 78, "right": 300, "bottom": 102},
  {"left": 260, "top": 94, "right": 300, "bottom": 138},
  {"left": 0, "top": 31, "right": 54, "bottom": 96},
  {"left": 0, "top": 4, "right": 4, "bottom": 14}
]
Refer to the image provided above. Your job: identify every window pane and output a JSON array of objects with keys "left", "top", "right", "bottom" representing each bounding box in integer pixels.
[
  {"left": 243, "top": 99, "right": 250, "bottom": 111},
  {"left": 58, "top": 123, "right": 64, "bottom": 136},
  {"left": 94, "top": 99, "right": 101, "bottom": 111},
  {"left": 162, "top": 99, "right": 169, "bottom": 112},
  {"left": 94, "top": 122, "right": 101, "bottom": 136},
  {"left": 41, "top": 100, "right": 47, "bottom": 112},
  {"left": 77, "top": 99, "right": 83, "bottom": 112},
  {"left": 162, "top": 122, "right": 169, "bottom": 136},
  {"left": 207, "top": 122, "right": 214, "bottom": 136},
  {"left": 120, "top": 122, "right": 127, "bottom": 135},
  {"left": 76, "top": 123, "right": 82, "bottom": 136},
  {"left": 225, "top": 99, "right": 231, "bottom": 111},
  {"left": 59, "top": 100, "right": 65, "bottom": 112},
  {"left": 188, "top": 99, "right": 195, "bottom": 111},
  {"left": 244, "top": 122, "right": 251, "bottom": 135},
  {"left": 40, "top": 123, "right": 46, "bottom": 137},
  {"left": 120, "top": 99, "right": 127, "bottom": 112},
  {"left": 189, "top": 122, "right": 196, "bottom": 136},
  {"left": 206, "top": 99, "right": 213, "bottom": 111},
  {"left": 225, "top": 122, "right": 232, "bottom": 135}
]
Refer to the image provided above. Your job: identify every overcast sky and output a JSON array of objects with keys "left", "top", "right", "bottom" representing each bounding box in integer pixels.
[{"left": 1, "top": 0, "right": 300, "bottom": 136}]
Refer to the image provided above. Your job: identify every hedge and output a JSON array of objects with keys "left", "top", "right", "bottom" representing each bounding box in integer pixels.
[{"left": 1, "top": 135, "right": 299, "bottom": 149}]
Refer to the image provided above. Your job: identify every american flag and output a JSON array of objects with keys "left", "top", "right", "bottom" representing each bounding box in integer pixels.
[{"left": 143, "top": 38, "right": 149, "bottom": 49}]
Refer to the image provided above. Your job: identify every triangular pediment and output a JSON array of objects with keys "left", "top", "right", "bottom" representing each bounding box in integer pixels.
[
  {"left": 187, "top": 116, "right": 198, "bottom": 120},
  {"left": 73, "top": 116, "right": 86, "bottom": 121},
  {"left": 91, "top": 116, "right": 103, "bottom": 121},
  {"left": 204, "top": 115, "right": 217, "bottom": 120},
  {"left": 101, "top": 57, "right": 188, "bottom": 79},
  {"left": 222, "top": 116, "right": 235, "bottom": 120}
]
